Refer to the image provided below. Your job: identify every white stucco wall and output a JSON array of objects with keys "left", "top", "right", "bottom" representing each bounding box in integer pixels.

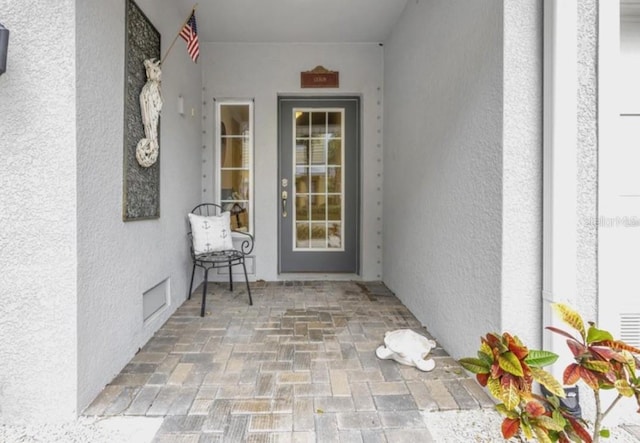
[
  {"left": 501, "top": 0, "right": 543, "bottom": 348},
  {"left": 199, "top": 43, "right": 384, "bottom": 281},
  {"left": 0, "top": 0, "right": 78, "bottom": 423},
  {"left": 0, "top": 0, "right": 202, "bottom": 424},
  {"left": 383, "top": 0, "right": 543, "bottom": 358},
  {"left": 76, "top": 0, "right": 203, "bottom": 413}
]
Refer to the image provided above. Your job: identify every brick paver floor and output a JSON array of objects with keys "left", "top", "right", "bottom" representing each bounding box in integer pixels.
[{"left": 84, "top": 281, "right": 494, "bottom": 442}]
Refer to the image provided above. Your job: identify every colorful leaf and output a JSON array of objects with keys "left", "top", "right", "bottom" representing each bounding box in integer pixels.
[
  {"left": 600, "top": 340, "right": 640, "bottom": 355},
  {"left": 615, "top": 379, "right": 635, "bottom": 397},
  {"left": 589, "top": 345, "right": 623, "bottom": 362},
  {"left": 552, "top": 303, "right": 586, "bottom": 340},
  {"left": 524, "top": 400, "right": 546, "bottom": 417},
  {"left": 531, "top": 367, "right": 565, "bottom": 398},
  {"left": 476, "top": 373, "right": 489, "bottom": 387},
  {"left": 459, "top": 358, "right": 490, "bottom": 374},
  {"left": 487, "top": 377, "right": 502, "bottom": 400},
  {"left": 566, "top": 339, "right": 587, "bottom": 358},
  {"left": 499, "top": 351, "right": 524, "bottom": 377},
  {"left": 501, "top": 376, "right": 521, "bottom": 410},
  {"left": 546, "top": 326, "right": 581, "bottom": 343},
  {"left": 587, "top": 325, "right": 614, "bottom": 344},
  {"left": 600, "top": 429, "right": 611, "bottom": 438},
  {"left": 501, "top": 417, "right": 520, "bottom": 439},
  {"left": 533, "top": 425, "right": 554, "bottom": 443},
  {"left": 563, "top": 363, "right": 581, "bottom": 385},
  {"left": 579, "top": 366, "right": 600, "bottom": 390},
  {"left": 568, "top": 416, "right": 593, "bottom": 443},
  {"left": 535, "top": 415, "right": 565, "bottom": 432},
  {"left": 582, "top": 359, "right": 611, "bottom": 373},
  {"left": 525, "top": 349, "right": 559, "bottom": 368},
  {"left": 506, "top": 335, "right": 529, "bottom": 360},
  {"left": 552, "top": 408, "right": 567, "bottom": 429}
]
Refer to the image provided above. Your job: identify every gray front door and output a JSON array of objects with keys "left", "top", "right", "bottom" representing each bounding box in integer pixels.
[{"left": 278, "top": 97, "right": 360, "bottom": 273}]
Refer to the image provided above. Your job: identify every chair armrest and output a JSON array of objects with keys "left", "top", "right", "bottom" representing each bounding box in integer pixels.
[{"left": 232, "top": 230, "right": 254, "bottom": 255}]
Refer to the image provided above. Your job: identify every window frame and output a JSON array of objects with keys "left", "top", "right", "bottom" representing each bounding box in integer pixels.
[{"left": 214, "top": 99, "right": 254, "bottom": 236}]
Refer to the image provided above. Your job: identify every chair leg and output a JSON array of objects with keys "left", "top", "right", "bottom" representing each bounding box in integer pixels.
[
  {"left": 228, "top": 261, "right": 233, "bottom": 292},
  {"left": 242, "top": 260, "right": 252, "bottom": 306},
  {"left": 188, "top": 263, "right": 196, "bottom": 300},
  {"left": 201, "top": 268, "right": 209, "bottom": 317}
]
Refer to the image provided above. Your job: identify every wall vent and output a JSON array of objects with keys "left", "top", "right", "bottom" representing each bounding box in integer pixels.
[
  {"left": 620, "top": 313, "right": 640, "bottom": 348},
  {"left": 143, "top": 278, "right": 170, "bottom": 323}
]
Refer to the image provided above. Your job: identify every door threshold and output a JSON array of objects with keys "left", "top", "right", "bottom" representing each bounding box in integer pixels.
[{"left": 277, "top": 273, "right": 361, "bottom": 281}]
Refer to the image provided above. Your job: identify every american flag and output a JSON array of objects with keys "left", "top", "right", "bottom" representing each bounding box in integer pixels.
[{"left": 180, "top": 12, "right": 199, "bottom": 63}]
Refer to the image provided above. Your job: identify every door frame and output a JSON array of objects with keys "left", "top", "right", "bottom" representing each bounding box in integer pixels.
[{"left": 277, "top": 95, "right": 361, "bottom": 275}]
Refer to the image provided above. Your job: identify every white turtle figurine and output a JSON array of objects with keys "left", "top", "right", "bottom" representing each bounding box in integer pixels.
[{"left": 375, "top": 329, "right": 437, "bottom": 372}]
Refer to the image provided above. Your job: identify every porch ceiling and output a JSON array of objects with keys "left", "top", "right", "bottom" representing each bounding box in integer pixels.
[{"left": 177, "top": 0, "right": 409, "bottom": 43}]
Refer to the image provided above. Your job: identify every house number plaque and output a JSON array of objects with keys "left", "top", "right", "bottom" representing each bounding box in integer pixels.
[{"left": 301, "top": 65, "right": 339, "bottom": 88}]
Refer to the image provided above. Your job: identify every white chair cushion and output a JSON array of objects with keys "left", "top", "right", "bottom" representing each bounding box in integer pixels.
[{"left": 188, "top": 211, "right": 234, "bottom": 254}]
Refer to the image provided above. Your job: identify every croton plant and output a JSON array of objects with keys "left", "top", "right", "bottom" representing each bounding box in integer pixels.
[{"left": 459, "top": 303, "right": 640, "bottom": 442}]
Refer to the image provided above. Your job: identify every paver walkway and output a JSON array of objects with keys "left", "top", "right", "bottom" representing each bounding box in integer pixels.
[{"left": 85, "top": 281, "right": 494, "bottom": 442}]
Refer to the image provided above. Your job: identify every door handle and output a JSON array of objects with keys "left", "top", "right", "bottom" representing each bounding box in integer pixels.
[{"left": 281, "top": 190, "right": 288, "bottom": 217}]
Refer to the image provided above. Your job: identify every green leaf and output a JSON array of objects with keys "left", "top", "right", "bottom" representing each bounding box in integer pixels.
[
  {"left": 477, "top": 350, "right": 493, "bottom": 366},
  {"left": 499, "top": 351, "right": 524, "bottom": 377},
  {"left": 531, "top": 367, "right": 566, "bottom": 398},
  {"left": 536, "top": 415, "right": 565, "bottom": 432},
  {"left": 552, "top": 408, "right": 566, "bottom": 428},
  {"left": 600, "top": 428, "right": 611, "bottom": 438},
  {"left": 525, "top": 349, "right": 559, "bottom": 368},
  {"left": 587, "top": 325, "right": 614, "bottom": 344},
  {"left": 459, "top": 357, "right": 490, "bottom": 374},
  {"left": 582, "top": 360, "right": 611, "bottom": 373},
  {"left": 615, "top": 379, "right": 635, "bottom": 397}
]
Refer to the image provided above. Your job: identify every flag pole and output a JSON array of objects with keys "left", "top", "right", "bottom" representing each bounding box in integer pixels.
[{"left": 160, "top": 3, "right": 198, "bottom": 65}]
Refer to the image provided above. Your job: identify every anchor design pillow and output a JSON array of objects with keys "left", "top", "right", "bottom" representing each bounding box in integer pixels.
[{"left": 188, "top": 212, "right": 234, "bottom": 254}]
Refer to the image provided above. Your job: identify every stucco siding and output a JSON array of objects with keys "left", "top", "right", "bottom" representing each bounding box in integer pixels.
[
  {"left": 501, "top": 0, "right": 543, "bottom": 348},
  {"left": 0, "top": 0, "right": 78, "bottom": 423},
  {"left": 75, "top": 0, "right": 203, "bottom": 413},
  {"left": 382, "top": 0, "right": 505, "bottom": 358}
]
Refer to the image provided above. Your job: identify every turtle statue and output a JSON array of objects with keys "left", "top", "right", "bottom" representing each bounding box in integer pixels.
[{"left": 375, "top": 329, "right": 437, "bottom": 372}]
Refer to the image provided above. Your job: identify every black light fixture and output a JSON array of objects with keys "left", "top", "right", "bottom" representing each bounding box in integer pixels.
[{"left": 0, "top": 23, "right": 9, "bottom": 76}]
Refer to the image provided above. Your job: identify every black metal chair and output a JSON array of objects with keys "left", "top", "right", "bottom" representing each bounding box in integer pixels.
[{"left": 187, "top": 203, "right": 253, "bottom": 316}]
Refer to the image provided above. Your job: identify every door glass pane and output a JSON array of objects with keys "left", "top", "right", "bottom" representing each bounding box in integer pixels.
[
  {"left": 328, "top": 222, "right": 341, "bottom": 248},
  {"left": 295, "top": 112, "right": 309, "bottom": 137},
  {"left": 328, "top": 139, "right": 342, "bottom": 166},
  {"left": 310, "top": 166, "right": 326, "bottom": 194},
  {"left": 310, "top": 222, "right": 326, "bottom": 248},
  {"left": 221, "top": 105, "right": 249, "bottom": 135},
  {"left": 295, "top": 140, "right": 309, "bottom": 165},
  {"left": 296, "top": 195, "right": 309, "bottom": 221},
  {"left": 296, "top": 223, "right": 310, "bottom": 248},
  {"left": 293, "top": 108, "right": 344, "bottom": 251},
  {"left": 311, "top": 112, "right": 327, "bottom": 136},
  {"left": 327, "top": 167, "right": 341, "bottom": 193}
]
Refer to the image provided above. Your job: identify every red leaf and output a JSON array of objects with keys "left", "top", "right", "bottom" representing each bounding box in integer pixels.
[
  {"left": 568, "top": 417, "right": 593, "bottom": 443},
  {"left": 524, "top": 400, "right": 546, "bottom": 417},
  {"left": 579, "top": 366, "right": 600, "bottom": 390},
  {"left": 564, "top": 363, "right": 581, "bottom": 385},
  {"left": 589, "top": 345, "right": 623, "bottom": 362},
  {"left": 546, "top": 326, "right": 581, "bottom": 343},
  {"left": 567, "top": 339, "right": 587, "bottom": 358},
  {"left": 476, "top": 373, "right": 489, "bottom": 387},
  {"left": 600, "top": 340, "right": 640, "bottom": 355},
  {"left": 501, "top": 417, "right": 521, "bottom": 439}
]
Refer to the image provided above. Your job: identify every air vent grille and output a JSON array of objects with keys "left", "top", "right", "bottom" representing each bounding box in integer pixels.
[{"left": 620, "top": 313, "right": 640, "bottom": 348}]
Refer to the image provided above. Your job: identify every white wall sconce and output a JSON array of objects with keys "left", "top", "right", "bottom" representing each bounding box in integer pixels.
[
  {"left": 0, "top": 23, "right": 9, "bottom": 76},
  {"left": 177, "top": 94, "right": 185, "bottom": 116}
]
